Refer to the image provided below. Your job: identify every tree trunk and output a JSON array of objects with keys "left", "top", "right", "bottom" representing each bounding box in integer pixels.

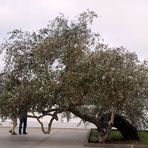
[
  {"left": 68, "top": 106, "right": 139, "bottom": 142},
  {"left": 113, "top": 114, "right": 139, "bottom": 140},
  {"left": 98, "top": 113, "right": 139, "bottom": 142},
  {"left": 98, "top": 106, "right": 116, "bottom": 143}
]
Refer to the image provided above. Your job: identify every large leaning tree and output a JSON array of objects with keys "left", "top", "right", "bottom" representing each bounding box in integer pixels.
[{"left": 0, "top": 10, "right": 148, "bottom": 142}]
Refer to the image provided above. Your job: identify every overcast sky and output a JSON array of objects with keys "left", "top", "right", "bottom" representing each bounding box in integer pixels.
[{"left": 0, "top": 0, "right": 148, "bottom": 71}]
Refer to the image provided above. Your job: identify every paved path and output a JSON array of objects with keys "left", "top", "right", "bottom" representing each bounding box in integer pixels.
[
  {"left": 0, "top": 128, "right": 97, "bottom": 148},
  {"left": 1, "top": 128, "right": 146, "bottom": 148}
]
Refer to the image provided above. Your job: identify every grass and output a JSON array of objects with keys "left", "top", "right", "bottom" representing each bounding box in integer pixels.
[{"left": 89, "top": 129, "right": 148, "bottom": 144}]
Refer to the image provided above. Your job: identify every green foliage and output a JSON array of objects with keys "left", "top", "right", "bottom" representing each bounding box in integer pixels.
[
  {"left": 64, "top": 48, "right": 148, "bottom": 129},
  {"left": 0, "top": 10, "right": 100, "bottom": 118}
]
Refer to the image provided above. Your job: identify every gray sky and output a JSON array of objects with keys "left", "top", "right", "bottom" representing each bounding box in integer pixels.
[{"left": 0, "top": 0, "right": 148, "bottom": 71}]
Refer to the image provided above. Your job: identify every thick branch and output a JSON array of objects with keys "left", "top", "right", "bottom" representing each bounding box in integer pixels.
[
  {"left": 42, "top": 108, "right": 59, "bottom": 115},
  {"left": 68, "top": 106, "right": 99, "bottom": 126},
  {"left": 32, "top": 112, "right": 49, "bottom": 134},
  {"left": 31, "top": 109, "right": 64, "bottom": 134},
  {"left": 99, "top": 106, "right": 116, "bottom": 142},
  {"left": 27, "top": 114, "right": 52, "bottom": 118},
  {"left": 47, "top": 109, "right": 63, "bottom": 133}
]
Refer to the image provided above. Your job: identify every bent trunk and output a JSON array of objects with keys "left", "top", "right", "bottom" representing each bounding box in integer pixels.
[
  {"left": 98, "top": 106, "right": 116, "bottom": 143},
  {"left": 68, "top": 106, "right": 139, "bottom": 142},
  {"left": 98, "top": 113, "right": 139, "bottom": 142}
]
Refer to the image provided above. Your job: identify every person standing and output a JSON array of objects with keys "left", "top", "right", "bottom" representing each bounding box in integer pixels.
[
  {"left": 9, "top": 115, "right": 17, "bottom": 135},
  {"left": 19, "top": 108, "right": 28, "bottom": 135}
]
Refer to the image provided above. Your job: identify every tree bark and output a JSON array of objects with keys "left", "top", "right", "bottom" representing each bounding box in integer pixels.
[
  {"left": 98, "top": 106, "right": 116, "bottom": 143},
  {"left": 99, "top": 113, "right": 139, "bottom": 141},
  {"left": 69, "top": 106, "right": 139, "bottom": 142}
]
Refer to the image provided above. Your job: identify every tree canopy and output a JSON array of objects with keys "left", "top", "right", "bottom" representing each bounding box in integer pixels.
[{"left": 0, "top": 10, "right": 148, "bottom": 142}]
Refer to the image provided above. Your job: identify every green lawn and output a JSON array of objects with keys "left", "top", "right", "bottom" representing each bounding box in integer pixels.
[{"left": 89, "top": 129, "right": 148, "bottom": 144}]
